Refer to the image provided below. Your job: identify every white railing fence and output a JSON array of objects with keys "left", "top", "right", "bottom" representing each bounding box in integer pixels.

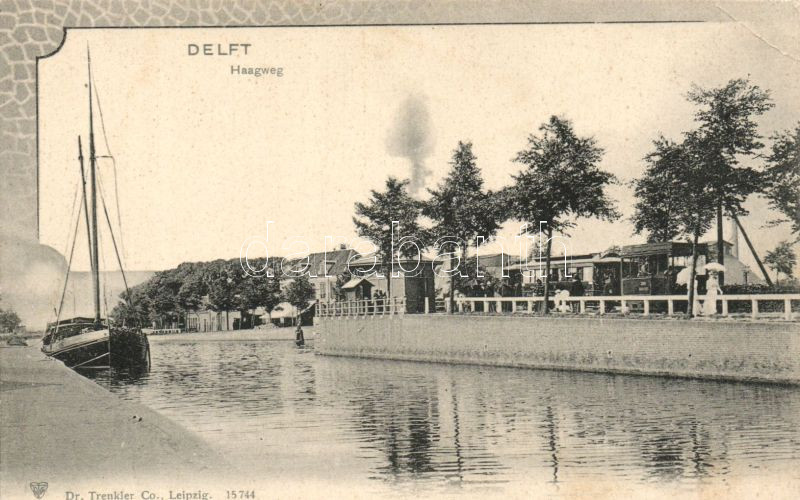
[
  {"left": 316, "top": 294, "right": 799, "bottom": 320},
  {"left": 142, "top": 328, "right": 182, "bottom": 335},
  {"left": 317, "top": 297, "right": 407, "bottom": 318},
  {"left": 452, "top": 294, "right": 800, "bottom": 320}
]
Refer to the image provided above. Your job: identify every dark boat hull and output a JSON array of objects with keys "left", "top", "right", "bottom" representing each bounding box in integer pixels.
[
  {"left": 49, "top": 336, "right": 110, "bottom": 368},
  {"left": 42, "top": 323, "right": 150, "bottom": 370},
  {"left": 109, "top": 327, "right": 150, "bottom": 369}
]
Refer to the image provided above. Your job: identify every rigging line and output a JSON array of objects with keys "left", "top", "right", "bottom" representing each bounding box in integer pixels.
[
  {"left": 94, "top": 207, "right": 111, "bottom": 322},
  {"left": 90, "top": 70, "right": 127, "bottom": 261},
  {"left": 96, "top": 183, "right": 109, "bottom": 321},
  {"left": 100, "top": 228, "right": 109, "bottom": 321},
  {"left": 97, "top": 170, "right": 132, "bottom": 302},
  {"left": 62, "top": 182, "right": 80, "bottom": 258},
  {"left": 53, "top": 191, "right": 85, "bottom": 339}
]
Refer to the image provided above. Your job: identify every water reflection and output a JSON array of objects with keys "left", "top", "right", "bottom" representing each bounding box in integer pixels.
[{"left": 85, "top": 337, "right": 800, "bottom": 492}]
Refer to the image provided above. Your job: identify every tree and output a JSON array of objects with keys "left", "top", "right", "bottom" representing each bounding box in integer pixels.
[
  {"left": 506, "top": 115, "right": 620, "bottom": 314},
  {"left": 0, "top": 309, "right": 22, "bottom": 333},
  {"left": 631, "top": 137, "right": 684, "bottom": 242},
  {"left": 111, "top": 285, "right": 149, "bottom": 327},
  {"left": 284, "top": 275, "right": 315, "bottom": 325},
  {"left": 423, "top": 141, "right": 503, "bottom": 313},
  {"left": 686, "top": 79, "right": 773, "bottom": 282},
  {"left": 238, "top": 272, "right": 282, "bottom": 325},
  {"left": 177, "top": 271, "right": 207, "bottom": 315},
  {"left": 675, "top": 135, "right": 719, "bottom": 317},
  {"left": 764, "top": 241, "right": 797, "bottom": 283},
  {"left": 763, "top": 123, "right": 800, "bottom": 237},
  {"left": 205, "top": 260, "right": 242, "bottom": 330},
  {"left": 333, "top": 269, "right": 353, "bottom": 302},
  {"left": 143, "top": 271, "right": 183, "bottom": 329},
  {"left": 353, "top": 177, "right": 425, "bottom": 298},
  {"left": 0, "top": 294, "right": 22, "bottom": 333}
]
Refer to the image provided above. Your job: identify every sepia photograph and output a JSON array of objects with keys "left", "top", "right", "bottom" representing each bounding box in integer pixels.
[{"left": 1, "top": 1, "right": 799, "bottom": 499}]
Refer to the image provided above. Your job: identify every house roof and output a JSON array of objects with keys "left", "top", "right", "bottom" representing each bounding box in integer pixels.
[
  {"left": 282, "top": 248, "right": 359, "bottom": 277},
  {"left": 500, "top": 248, "right": 625, "bottom": 271},
  {"left": 475, "top": 253, "right": 510, "bottom": 266},
  {"left": 508, "top": 254, "right": 591, "bottom": 270},
  {"left": 348, "top": 253, "right": 434, "bottom": 267},
  {"left": 340, "top": 277, "right": 373, "bottom": 290},
  {"left": 620, "top": 241, "right": 709, "bottom": 258}
]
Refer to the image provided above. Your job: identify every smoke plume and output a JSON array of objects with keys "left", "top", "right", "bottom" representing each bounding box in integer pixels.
[{"left": 386, "top": 94, "right": 435, "bottom": 196}]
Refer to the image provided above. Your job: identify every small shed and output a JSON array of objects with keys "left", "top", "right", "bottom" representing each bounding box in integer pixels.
[{"left": 341, "top": 277, "right": 374, "bottom": 301}]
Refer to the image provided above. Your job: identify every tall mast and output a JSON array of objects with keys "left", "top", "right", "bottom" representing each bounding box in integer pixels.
[
  {"left": 88, "top": 46, "right": 101, "bottom": 328},
  {"left": 78, "top": 136, "right": 93, "bottom": 277}
]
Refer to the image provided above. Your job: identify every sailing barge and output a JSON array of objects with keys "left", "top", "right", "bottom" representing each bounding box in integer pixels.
[{"left": 42, "top": 48, "right": 150, "bottom": 370}]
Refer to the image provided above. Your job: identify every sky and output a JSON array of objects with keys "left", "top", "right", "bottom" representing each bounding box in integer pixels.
[{"left": 38, "top": 23, "right": 800, "bottom": 275}]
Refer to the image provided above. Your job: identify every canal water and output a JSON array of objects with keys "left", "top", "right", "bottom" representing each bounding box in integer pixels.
[{"left": 86, "top": 334, "right": 800, "bottom": 496}]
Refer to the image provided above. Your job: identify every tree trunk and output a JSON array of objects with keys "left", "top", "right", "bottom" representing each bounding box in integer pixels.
[
  {"left": 542, "top": 229, "right": 553, "bottom": 316},
  {"left": 687, "top": 233, "right": 699, "bottom": 318},
  {"left": 385, "top": 262, "right": 392, "bottom": 299},
  {"left": 448, "top": 249, "right": 457, "bottom": 315},
  {"left": 716, "top": 202, "right": 725, "bottom": 286}
]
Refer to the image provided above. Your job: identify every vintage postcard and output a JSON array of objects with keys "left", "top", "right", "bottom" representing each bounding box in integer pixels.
[{"left": 1, "top": 1, "right": 799, "bottom": 499}]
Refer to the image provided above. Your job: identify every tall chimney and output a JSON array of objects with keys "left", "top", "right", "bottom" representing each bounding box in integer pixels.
[{"left": 729, "top": 217, "right": 739, "bottom": 258}]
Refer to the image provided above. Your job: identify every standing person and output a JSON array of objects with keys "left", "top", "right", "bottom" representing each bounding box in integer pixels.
[
  {"left": 570, "top": 275, "right": 585, "bottom": 313},
  {"left": 571, "top": 275, "right": 585, "bottom": 297},
  {"left": 603, "top": 271, "right": 614, "bottom": 296},
  {"left": 295, "top": 324, "right": 305, "bottom": 346},
  {"left": 703, "top": 270, "right": 723, "bottom": 316}
]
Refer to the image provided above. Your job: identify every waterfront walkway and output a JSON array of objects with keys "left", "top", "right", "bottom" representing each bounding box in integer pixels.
[{"left": 0, "top": 344, "right": 230, "bottom": 495}]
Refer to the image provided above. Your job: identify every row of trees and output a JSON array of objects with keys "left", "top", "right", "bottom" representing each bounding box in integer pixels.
[
  {"left": 113, "top": 78, "right": 796, "bottom": 323},
  {"left": 353, "top": 78, "right": 799, "bottom": 316},
  {"left": 111, "top": 258, "right": 315, "bottom": 329},
  {"left": 354, "top": 118, "right": 619, "bottom": 315}
]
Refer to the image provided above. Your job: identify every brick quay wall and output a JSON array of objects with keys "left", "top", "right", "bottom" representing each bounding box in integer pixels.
[{"left": 315, "top": 315, "right": 800, "bottom": 385}]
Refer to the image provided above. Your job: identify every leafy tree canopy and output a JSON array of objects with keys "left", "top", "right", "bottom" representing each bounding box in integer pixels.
[
  {"left": 506, "top": 115, "right": 620, "bottom": 236},
  {"left": 353, "top": 177, "right": 426, "bottom": 296},
  {"left": 672, "top": 134, "right": 719, "bottom": 240},
  {"left": 0, "top": 294, "right": 22, "bottom": 333},
  {"left": 764, "top": 123, "right": 800, "bottom": 236},
  {"left": 424, "top": 141, "right": 503, "bottom": 250},
  {"left": 631, "top": 137, "right": 684, "bottom": 242},
  {"left": 764, "top": 240, "right": 797, "bottom": 281},
  {"left": 285, "top": 275, "right": 315, "bottom": 313},
  {"left": 685, "top": 78, "right": 773, "bottom": 216}
]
